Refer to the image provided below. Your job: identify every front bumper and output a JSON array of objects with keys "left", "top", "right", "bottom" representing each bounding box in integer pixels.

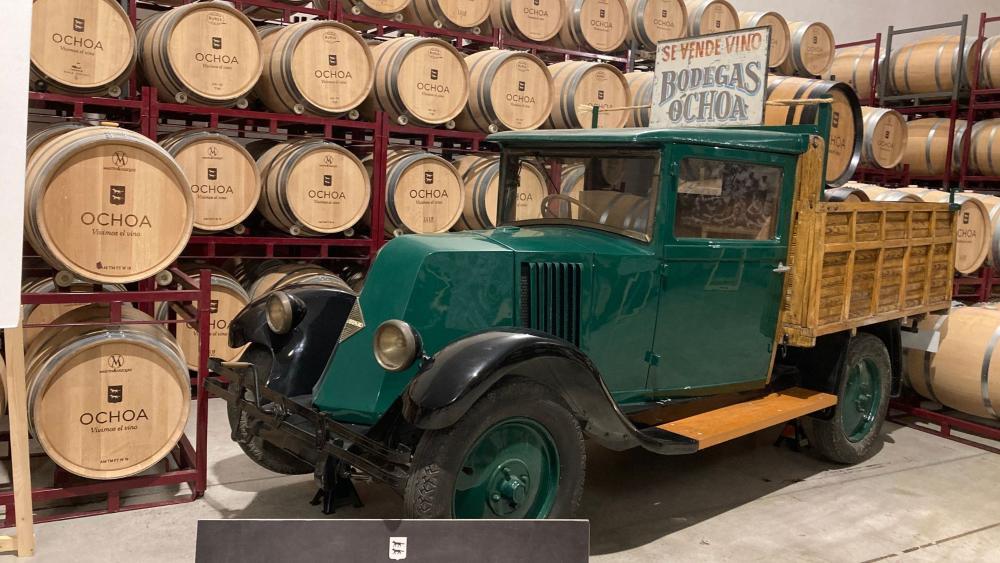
[{"left": 206, "top": 359, "right": 411, "bottom": 490}]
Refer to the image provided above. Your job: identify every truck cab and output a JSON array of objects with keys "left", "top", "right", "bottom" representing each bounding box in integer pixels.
[{"left": 210, "top": 113, "right": 955, "bottom": 520}]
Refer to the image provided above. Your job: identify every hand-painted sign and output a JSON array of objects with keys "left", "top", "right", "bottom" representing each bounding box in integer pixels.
[{"left": 650, "top": 27, "right": 770, "bottom": 129}]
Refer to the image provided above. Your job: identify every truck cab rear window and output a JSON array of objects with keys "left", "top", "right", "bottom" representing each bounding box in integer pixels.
[{"left": 674, "top": 157, "right": 783, "bottom": 241}]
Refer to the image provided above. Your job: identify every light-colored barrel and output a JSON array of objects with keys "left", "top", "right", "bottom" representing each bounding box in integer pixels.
[
  {"left": 137, "top": 2, "right": 263, "bottom": 107},
  {"left": 683, "top": 0, "right": 738, "bottom": 37},
  {"left": 777, "top": 21, "right": 835, "bottom": 77},
  {"left": 315, "top": 0, "right": 412, "bottom": 18},
  {"left": 624, "top": 71, "right": 653, "bottom": 127},
  {"left": 366, "top": 149, "right": 465, "bottom": 235},
  {"left": 245, "top": 263, "right": 341, "bottom": 300},
  {"left": 255, "top": 139, "right": 371, "bottom": 236},
  {"left": 823, "top": 186, "right": 870, "bottom": 202},
  {"left": 455, "top": 155, "right": 548, "bottom": 230},
  {"left": 738, "top": 11, "right": 790, "bottom": 69},
  {"left": 969, "top": 118, "right": 1000, "bottom": 177},
  {"left": 888, "top": 36, "right": 982, "bottom": 96},
  {"left": 964, "top": 191, "right": 1000, "bottom": 269},
  {"left": 155, "top": 266, "right": 249, "bottom": 370},
  {"left": 25, "top": 304, "right": 191, "bottom": 479},
  {"left": 900, "top": 117, "right": 968, "bottom": 177},
  {"left": 160, "top": 130, "right": 261, "bottom": 233},
  {"left": 558, "top": 0, "right": 629, "bottom": 53},
  {"left": 26, "top": 122, "right": 89, "bottom": 159},
  {"left": 25, "top": 125, "right": 194, "bottom": 284},
  {"left": 455, "top": 50, "right": 553, "bottom": 133},
  {"left": 848, "top": 183, "right": 923, "bottom": 203},
  {"left": 625, "top": 0, "right": 687, "bottom": 52},
  {"left": 546, "top": 61, "right": 630, "bottom": 129},
  {"left": 860, "top": 106, "right": 907, "bottom": 169},
  {"left": 21, "top": 277, "right": 126, "bottom": 345},
  {"left": 764, "top": 76, "right": 862, "bottom": 187},
  {"left": 982, "top": 35, "right": 1000, "bottom": 90},
  {"left": 403, "top": 0, "right": 493, "bottom": 30},
  {"left": 911, "top": 190, "right": 990, "bottom": 275},
  {"left": 908, "top": 305, "right": 1000, "bottom": 420},
  {"left": 360, "top": 37, "right": 470, "bottom": 127},
  {"left": 492, "top": 0, "right": 567, "bottom": 42},
  {"left": 826, "top": 45, "right": 877, "bottom": 104},
  {"left": 30, "top": 0, "right": 137, "bottom": 97},
  {"left": 255, "top": 21, "right": 374, "bottom": 117}
]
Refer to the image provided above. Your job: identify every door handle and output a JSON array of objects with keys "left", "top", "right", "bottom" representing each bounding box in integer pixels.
[{"left": 773, "top": 262, "right": 790, "bottom": 274}]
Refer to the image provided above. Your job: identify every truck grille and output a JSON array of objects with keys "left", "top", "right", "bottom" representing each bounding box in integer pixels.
[{"left": 520, "top": 262, "right": 582, "bottom": 346}]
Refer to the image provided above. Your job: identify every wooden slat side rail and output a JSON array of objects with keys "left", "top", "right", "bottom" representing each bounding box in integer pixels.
[
  {"left": 783, "top": 200, "right": 956, "bottom": 347},
  {"left": 659, "top": 387, "right": 838, "bottom": 450}
]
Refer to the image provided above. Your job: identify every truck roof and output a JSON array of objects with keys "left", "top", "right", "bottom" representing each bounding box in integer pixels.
[{"left": 488, "top": 127, "right": 811, "bottom": 155}]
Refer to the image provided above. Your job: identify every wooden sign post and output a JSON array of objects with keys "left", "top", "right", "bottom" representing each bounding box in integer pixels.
[{"left": 0, "top": 1, "right": 35, "bottom": 557}]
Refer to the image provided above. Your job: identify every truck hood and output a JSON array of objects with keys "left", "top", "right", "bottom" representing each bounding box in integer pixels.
[{"left": 480, "top": 225, "right": 657, "bottom": 258}]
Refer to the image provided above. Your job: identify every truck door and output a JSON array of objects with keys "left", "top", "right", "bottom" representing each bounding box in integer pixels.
[{"left": 649, "top": 146, "right": 797, "bottom": 396}]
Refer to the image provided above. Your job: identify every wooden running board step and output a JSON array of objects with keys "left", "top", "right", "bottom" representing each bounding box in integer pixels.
[{"left": 659, "top": 387, "right": 838, "bottom": 450}]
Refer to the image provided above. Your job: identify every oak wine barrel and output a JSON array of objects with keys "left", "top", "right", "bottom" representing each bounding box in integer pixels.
[
  {"left": 982, "top": 35, "right": 1000, "bottom": 90},
  {"left": 255, "top": 139, "right": 371, "bottom": 236},
  {"left": 963, "top": 191, "right": 1000, "bottom": 269},
  {"left": 22, "top": 277, "right": 126, "bottom": 345},
  {"left": 256, "top": 21, "right": 374, "bottom": 117},
  {"left": 738, "top": 11, "right": 790, "bottom": 69},
  {"left": 137, "top": 2, "right": 263, "bottom": 107},
  {"left": 160, "top": 130, "right": 261, "bottom": 233},
  {"left": 899, "top": 117, "right": 967, "bottom": 177},
  {"left": 907, "top": 189, "right": 991, "bottom": 275},
  {"left": 847, "top": 183, "right": 923, "bottom": 203},
  {"left": 823, "top": 186, "right": 869, "bottom": 202},
  {"left": 908, "top": 305, "right": 1000, "bottom": 420},
  {"left": 683, "top": 0, "right": 738, "bottom": 37},
  {"left": 26, "top": 122, "right": 89, "bottom": 159},
  {"left": 969, "top": 118, "right": 1000, "bottom": 177},
  {"left": 764, "top": 76, "right": 862, "bottom": 187},
  {"left": 25, "top": 125, "right": 194, "bottom": 284},
  {"left": 888, "top": 36, "right": 982, "bottom": 96},
  {"left": 402, "top": 0, "right": 493, "bottom": 31},
  {"left": 154, "top": 266, "right": 249, "bottom": 370},
  {"left": 491, "top": 0, "right": 566, "bottom": 43},
  {"left": 314, "top": 0, "right": 412, "bottom": 19},
  {"left": 245, "top": 263, "right": 342, "bottom": 300},
  {"left": 25, "top": 304, "right": 190, "bottom": 479},
  {"left": 777, "top": 21, "right": 835, "bottom": 77},
  {"left": 557, "top": 0, "right": 629, "bottom": 54},
  {"left": 860, "top": 106, "right": 907, "bottom": 169},
  {"left": 546, "top": 61, "right": 630, "bottom": 129},
  {"left": 365, "top": 149, "right": 465, "bottom": 235},
  {"left": 456, "top": 50, "right": 553, "bottom": 133},
  {"left": 826, "top": 45, "right": 877, "bottom": 104},
  {"left": 624, "top": 71, "right": 653, "bottom": 127},
  {"left": 625, "top": 0, "right": 687, "bottom": 52},
  {"left": 454, "top": 155, "right": 548, "bottom": 230},
  {"left": 361, "top": 37, "right": 470, "bottom": 127},
  {"left": 30, "top": 0, "right": 137, "bottom": 97}
]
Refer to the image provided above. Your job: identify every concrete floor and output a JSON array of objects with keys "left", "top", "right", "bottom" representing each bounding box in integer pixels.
[{"left": 3, "top": 399, "right": 1000, "bottom": 562}]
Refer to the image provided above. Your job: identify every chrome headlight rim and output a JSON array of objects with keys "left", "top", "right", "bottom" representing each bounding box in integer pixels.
[
  {"left": 265, "top": 291, "right": 295, "bottom": 334},
  {"left": 373, "top": 319, "right": 422, "bottom": 372}
]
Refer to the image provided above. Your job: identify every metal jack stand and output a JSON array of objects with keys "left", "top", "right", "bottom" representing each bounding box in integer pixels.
[{"left": 311, "top": 457, "right": 364, "bottom": 514}]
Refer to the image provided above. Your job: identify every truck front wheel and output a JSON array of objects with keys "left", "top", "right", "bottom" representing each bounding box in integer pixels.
[
  {"left": 805, "top": 333, "right": 891, "bottom": 464},
  {"left": 404, "top": 380, "right": 585, "bottom": 519}
]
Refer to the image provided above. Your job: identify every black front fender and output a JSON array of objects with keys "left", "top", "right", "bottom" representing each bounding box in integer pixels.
[{"left": 401, "top": 330, "right": 697, "bottom": 454}]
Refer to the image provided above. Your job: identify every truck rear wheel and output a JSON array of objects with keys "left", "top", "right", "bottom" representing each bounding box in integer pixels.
[
  {"left": 227, "top": 346, "right": 312, "bottom": 475},
  {"left": 805, "top": 333, "right": 891, "bottom": 464},
  {"left": 404, "top": 380, "right": 585, "bottom": 519}
]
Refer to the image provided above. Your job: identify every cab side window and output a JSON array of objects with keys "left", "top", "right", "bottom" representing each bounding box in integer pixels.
[{"left": 673, "top": 157, "right": 783, "bottom": 241}]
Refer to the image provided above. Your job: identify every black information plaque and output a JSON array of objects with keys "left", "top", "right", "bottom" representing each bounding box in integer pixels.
[{"left": 195, "top": 519, "right": 589, "bottom": 562}]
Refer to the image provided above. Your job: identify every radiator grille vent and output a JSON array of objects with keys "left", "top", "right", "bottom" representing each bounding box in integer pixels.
[{"left": 520, "top": 262, "right": 582, "bottom": 346}]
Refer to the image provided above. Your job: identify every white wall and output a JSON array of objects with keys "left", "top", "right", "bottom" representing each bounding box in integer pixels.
[{"left": 735, "top": 0, "right": 997, "bottom": 44}]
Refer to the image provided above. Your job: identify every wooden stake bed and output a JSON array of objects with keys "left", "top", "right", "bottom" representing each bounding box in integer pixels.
[{"left": 659, "top": 387, "right": 837, "bottom": 450}]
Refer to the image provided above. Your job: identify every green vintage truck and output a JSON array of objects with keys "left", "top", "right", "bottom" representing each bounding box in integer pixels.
[{"left": 208, "top": 105, "right": 956, "bottom": 519}]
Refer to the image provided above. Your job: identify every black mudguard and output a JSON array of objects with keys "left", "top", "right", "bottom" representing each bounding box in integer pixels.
[
  {"left": 401, "top": 329, "right": 698, "bottom": 454},
  {"left": 229, "top": 285, "right": 357, "bottom": 397}
]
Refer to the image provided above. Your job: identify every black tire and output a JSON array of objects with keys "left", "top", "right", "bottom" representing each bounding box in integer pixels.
[
  {"left": 404, "top": 380, "right": 585, "bottom": 519},
  {"left": 227, "top": 346, "right": 313, "bottom": 475},
  {"left": 804, "top": 333, "right": 891, "bottom": 464}
]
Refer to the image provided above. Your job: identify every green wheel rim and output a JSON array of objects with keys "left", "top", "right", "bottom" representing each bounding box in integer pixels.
[
  {"left": 842, "top": 357, "right": 883, "bottom": 443},
  {"left": 452, "top": 417, "right": 560, "bottom": 519}
]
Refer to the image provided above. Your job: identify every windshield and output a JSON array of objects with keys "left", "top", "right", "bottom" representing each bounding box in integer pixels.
[{"left": 498, "top": 149, "right": 661, "bottom": 242}]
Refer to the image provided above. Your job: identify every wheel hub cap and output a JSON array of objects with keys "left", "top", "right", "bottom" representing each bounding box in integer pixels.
[{"left": 842, "top": 358, "right": 882, "bottom": 443}]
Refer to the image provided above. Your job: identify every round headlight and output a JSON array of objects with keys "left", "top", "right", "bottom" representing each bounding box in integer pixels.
[
  {"left": 266, "top": 291, "right": 294, "bottom": 334},
  {"left": 373, "top": 320, "right": 421, "bottom": 372}
]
